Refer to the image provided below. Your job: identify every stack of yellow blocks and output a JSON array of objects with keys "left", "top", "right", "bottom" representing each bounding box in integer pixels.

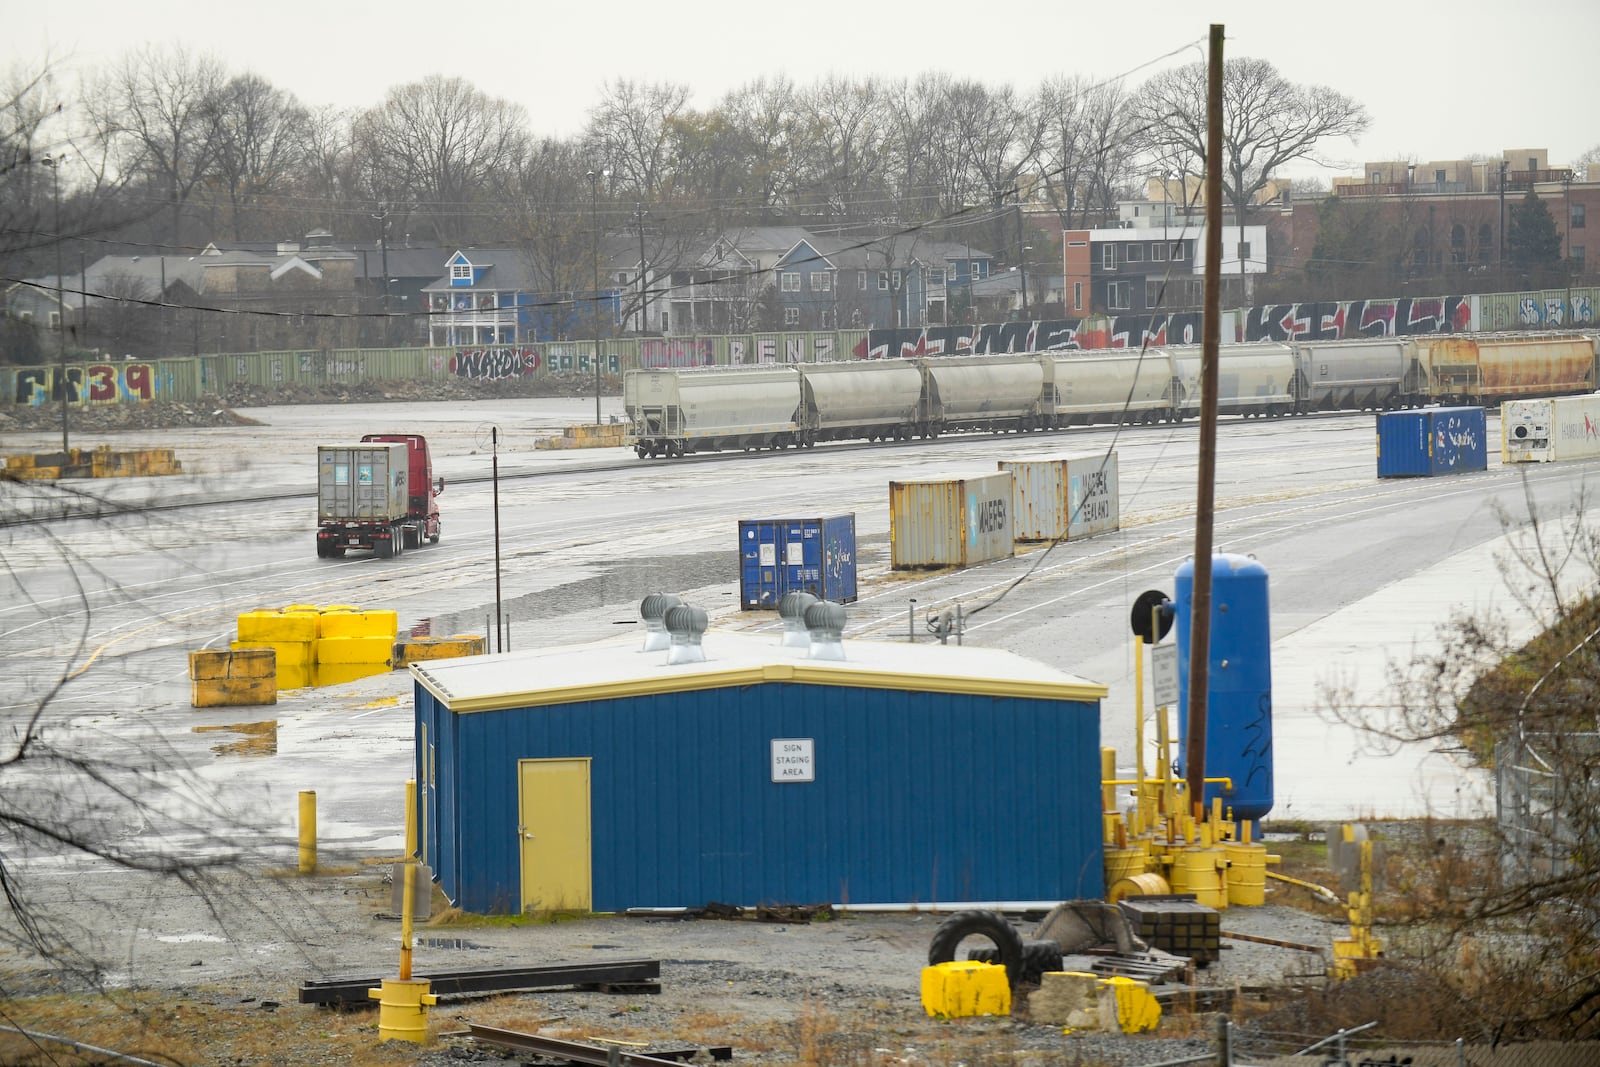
[
  {"left": 231, "top": 604, "right": 398, "bottom": 690},
  {"left": 189, "top": 648, "right": 277, "bottom": 707}
]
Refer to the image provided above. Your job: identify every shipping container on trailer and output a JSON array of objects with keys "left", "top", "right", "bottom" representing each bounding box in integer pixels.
[
  {"left": 1289, "top": 338, "right": 1410, "bottom": 411},
  {"left": 1502, "top": 395, "right": 1600, "bottom": 463},
  {"left": 738, "top": 514, "right": 857, "bottom": 609},
  {"left": 920, "top": 354, "right": 1048, "bottom": 433},
  {"left": 798, "top": 359, "right": 923, "bottom": 442},
  {"left": 1376, "top": 406, "right": 1488, "bottom": 477},
  {"left": 1043, "top": 351, "right": 1177, "bottom": 425},
  {"left": 317, "top": 443, "right": 409, "bottom": 524},
  {"left": 624, "top": 365, "right": 802, "bottom": 456},
  {"left": 1166, "top": 344, "right": 1297, "bottom": 417},
  {"left": 889, "top": 472, "right": 1014, "bottom": 568},
  {"left": 999, "top": 453, "right": 1120, "bottom": 542}
]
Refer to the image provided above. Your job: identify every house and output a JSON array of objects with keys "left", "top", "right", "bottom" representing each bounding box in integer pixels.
[{"left": 1062, "top": 223, "right": 1266, "bottom": 317}]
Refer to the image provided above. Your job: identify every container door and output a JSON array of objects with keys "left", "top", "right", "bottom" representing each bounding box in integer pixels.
[
  {"left": 517, "top": 758, "right": 592, "bottom": 913},
  {"left": 739, "top": 521, "right": 784, "bottom": 609},
  {"left": 784, "top": 521, "right": 813, "bottom": 598},
  {"left": 820, "top": 515, "right": 857, "bottom": 603}
]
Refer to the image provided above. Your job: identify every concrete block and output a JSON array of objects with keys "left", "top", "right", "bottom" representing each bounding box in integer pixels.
[
  {"left": 394, "top": 635, "right": 488, "bottom": 665},
  {"left": 1025, "top": 970, "right": 1100, "bottom": 1027},
  {"left": 318, "top": 609, "right": 399, "bottom": 639},
  {"left": 1098, "top": 976, "right": 1160, "bottom": 1034},
  {"left": 238, "top": 612, "right": 318, "bottom": 643},
  {"left": 314, "top": 635, "right": 395, "bottom": 665},
  {"left": 311, "top": 662, "right": 391, "bottom": 687},
  {"left": 232, "top": 640, "right": 311, "bottom": 668},
  {"left": 190, "top": 648, "right": 275, "bottom": 681},
  {"left": 920, "top": 961, "right": 1011, "bottom": 1018},
  {"left": 190, "top": 676, "right": 277, "bottom": 708}
]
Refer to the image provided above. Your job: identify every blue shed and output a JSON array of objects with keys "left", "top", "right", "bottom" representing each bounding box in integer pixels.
[{"left": 411, "top": 632, "right": 1106, "bottom": 914}]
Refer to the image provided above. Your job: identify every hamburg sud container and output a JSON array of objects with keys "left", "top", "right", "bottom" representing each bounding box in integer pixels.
[
  {"left": 1173, "top": 553, "right": 1274, "bottom": 822},
  {"left": 317, "top": 443, "right": 408, "bottom": 523},
  {"left": 889, "top": 473, "right": 1014, "bottom": 569},
  {"left": 738, "top": 515, "right": 857, "bottom": 610},
  {"left": 1375, "top": 406, "right": 1488, "bottom": 478},
  {"left": 999, "top": 453, "right": 1120, "bottom": 542},
  {"left": 1503, "top": 395, "right": 1600, "bottom": 463}
]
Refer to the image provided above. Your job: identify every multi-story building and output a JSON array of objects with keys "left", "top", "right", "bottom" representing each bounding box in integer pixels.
[{"left": 1061, "top": 222, "right": 1266, "bottom": 317}]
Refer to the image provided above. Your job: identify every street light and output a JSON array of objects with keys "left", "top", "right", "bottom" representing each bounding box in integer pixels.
[
  {"left": 40, "top": 154, "right": 68, "bottom": 455},
  {"left": 587, "top": 167, "right": 611, "bottom": 424}
]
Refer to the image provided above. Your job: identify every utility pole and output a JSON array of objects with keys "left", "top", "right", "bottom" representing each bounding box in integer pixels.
[
  {"left": 636, "top": 203, "right": 648, "bottom": 334},
  {"left": 1014, "top": 194, "right": 1030, "bottom": 320},
  {"left": 587, "top": 168, "right": 609, "bottom": 423},
  {"left": 43, "top": 155, "right": 68, "bottom": 454},
  {"left": 1186, "top": 23, "right": 1226, "bottom": 819},
  {"left": 1499, "top": 159, "right": 1509, "bottom": 269},
  {"left": 373, "top": 207, "right": 391, "bottom": 346}
]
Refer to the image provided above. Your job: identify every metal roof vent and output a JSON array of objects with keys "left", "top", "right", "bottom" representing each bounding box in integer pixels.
[
  {"left": 777, "top": 591, "right": 818, "bottom": 648},
  {"left": 664, "top": 605, "right": 708, "bottom": 665},
  {"left": 804, "top": 600, "right": 847, "bottom": 661},
  {"left": 639, "top": 593, "right": 682, "bottom": 652}
]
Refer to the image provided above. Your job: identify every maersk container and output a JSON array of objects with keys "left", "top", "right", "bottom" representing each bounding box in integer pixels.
[
  {"left": 317, "top": 443, "right": 409, "bottom": 523},
  {"left": 738, "top": 514, "right": 857, "bottom": 609},
  {"left": 890, "top": 473, "right": 1014, "bottom": 569},
  {"left": 1503, "top": 395, "right": 1600, "bottom": 463},
  {"left": 999, "top": 453, "right": 1120, "bottom": 542},
  {"left": 1173, "top": 553, "right": 1274, "bottom": 822},
  {"left": 1376, "top": 406, "right": 1487, "bottom": 477}
]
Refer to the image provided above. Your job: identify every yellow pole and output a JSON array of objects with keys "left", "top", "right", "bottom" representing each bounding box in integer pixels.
[
  {"left": 401, "top": 779, "right": 416, "bottom": 981},
  {"left": 1100, "top": 747, "right": 1117, "bottom": 813},
  {"left": 298, "top": 790, "right": 317, "bottom": 874},
  {"left": 1133, "top": 633, "right": 1147, "bottom": 833}
]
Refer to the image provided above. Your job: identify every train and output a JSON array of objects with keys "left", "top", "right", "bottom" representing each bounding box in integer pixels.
[{"left": 622, "top": 333, "right": 1599, "bottom": 459}]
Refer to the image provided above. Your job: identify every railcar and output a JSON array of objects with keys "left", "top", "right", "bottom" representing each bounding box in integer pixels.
[
  {"left": 1042, "top": 350, "right": 1179, "bottom": 425},
  {"left": 1408, "top": 334, "right": 1595, "bottom": 405},
  {"left": 1288, "top": 338, "right": 1410, "bottom": 411},
  {"left": 800, "top": 358, "right": 923, "bottom": 443},
  {"left": 920, "top": 353, "right": 1049, "bottom": 435},
  {"left": 1167, "top": 344, "right": 1299, "bottom": 418},
  {"left": 626, "top": 365, "right": 801, "bottom": 457}
]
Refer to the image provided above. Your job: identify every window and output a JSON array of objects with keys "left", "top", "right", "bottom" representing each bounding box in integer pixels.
[
  {"left": 784, "top": 307, "right": 800, "bottom": 325},
  {"left": 660, "top": 310, "right": 669, "bottom": 331},
  {"left": 1146, "top": 280, "right": 1165, "bottom": 308},
  {"left": 618, "top": 272, "right": 632, "bottom": 285},
  {"left": 810, "top": 271, "right": 831, "bottom": 291},
  {"left": 781, "top": 272, "right": 801, "bottom": 292},
  {"left": 1102, "top": 244, "right": 1117, "bottom": 269},
  {"left": 878, "top": 271, "right": 889, "bottom": 290},
  {"left": 1127, "top": 243, "right": 1144, "bottom": 263},
  {"left": 1073, "top": 282, "right": 1082, "bottom": 310},
  {"left": 1573, "top": 203, "right": 1586, "bottom": 229},
  {"left": 1151, "top": 243, "right": 1167, "bottom": 262},
  {"left": 1171, "top": 243, "right": 1185, "bottom": 261},
  {"left": 1434, "top": 169, "right": 1446, "bottom": 184},
  {"left": 891, "top": 272, "right": 900, "bottom": 290},
  {"left": 1450, "top": 225, "right": 1466, "bottom": 266},
  {"left": 450, "top": 262, "right": 472, "bottom": 282},
  {"left": 1575, "top": 246, "right": 1586, "bottom": 270},
  {"left": 858, "top": 271, "right": 868, "bottom": 290},
  {"left": 1107, "top": 280, "right": 1130, "bottom": 310}
]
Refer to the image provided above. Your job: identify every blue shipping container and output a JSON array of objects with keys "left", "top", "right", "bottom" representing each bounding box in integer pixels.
[
  {"left": 1376, "top": 407, "right": 1487, "bottom": 477},
  {"left": 1173, "top": 553, "right": 1275, "bottom": 822},
  {"left": 739, "top": 514, "right": 857, "bottom": 609}
]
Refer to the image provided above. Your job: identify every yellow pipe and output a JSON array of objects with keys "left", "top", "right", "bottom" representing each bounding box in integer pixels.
[
  {"left": 1265, "top": 870, "right": 1339, "bottom": 904},
  {"left": 1133, "top": 633, "right": 1146, "bottom": 831},
  {"left": 1101, "top": 775, "right": 1235, "bottom": 791},
  {"left": 401, "top": 779, "right": 416, "bottom": 981},
  {"left": 298, "top": 790, "right": 317, "bottom": 874},
  {"left": 1100, "top": 747, "right": 1117, "bottom": 812}
]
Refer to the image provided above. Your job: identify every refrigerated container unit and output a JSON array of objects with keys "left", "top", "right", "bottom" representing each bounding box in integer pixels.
[
  {"left": 1000, "top": 454, "right": 1120, "bottom": 542},
  {"left": 889, "top": 473, "right": 1014, "bottom": 569},
  {"left": 1502, "top": 395, "right": 1600, "bottom": 463},
  {"left": 738, "top": 515, "right": 858, "bottom": 609},
  {"left": 1375, "top": 407, "right": 1488, "bottom": 478}
]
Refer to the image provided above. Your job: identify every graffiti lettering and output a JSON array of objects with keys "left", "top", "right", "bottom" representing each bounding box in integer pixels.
[
  {"left": 450, "top": 346, "right": 540, "bottom": 380},
  {"left": 642, "top": 338, "right": 713, "bottom": 368},
  {"left": 975, "top": 496, "right": 1007, "bottom": 534}
]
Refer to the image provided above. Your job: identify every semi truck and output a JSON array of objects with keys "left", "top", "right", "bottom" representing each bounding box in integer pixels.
[{"left": 315, "top": 433, "right": 444, "bottom": 559}]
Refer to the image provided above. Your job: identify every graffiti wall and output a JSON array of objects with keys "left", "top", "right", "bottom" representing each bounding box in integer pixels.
[
  {"left": 450, "top": 346, "right": 540, "bottom": 381},
  {"left": 9, "top": 362, "right": 170, "bottom": 406},
  {"left": 641, "top": 339, "right": 714, "bottom": 368}
]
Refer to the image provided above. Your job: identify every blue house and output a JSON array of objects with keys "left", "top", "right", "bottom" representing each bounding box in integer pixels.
[{"left": 424, "top": 249, "right": 618, "bottom": 346}]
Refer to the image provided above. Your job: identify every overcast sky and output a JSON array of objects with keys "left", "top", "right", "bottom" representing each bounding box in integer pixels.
[{"left": 6, "top": 0, "right": 1597, "bottom": 182}]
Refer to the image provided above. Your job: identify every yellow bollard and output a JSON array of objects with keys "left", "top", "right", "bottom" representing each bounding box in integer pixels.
[
  {"left": 298, "top": 790, "right": 317, "bottom": 874},
  {"left": 368, "top": 978, "right": 438, "bottom": 1042}
]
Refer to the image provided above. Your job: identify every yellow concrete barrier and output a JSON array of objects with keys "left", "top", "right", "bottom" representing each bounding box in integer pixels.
[
  {"left": 315, "top": 635, "right": 394, "bottom": 665},
  {"left": 238, "top": 611, "right": 318, "bottom": 643},
  {"left": 919, "top": 961, "right": 1011, "bottom": 1018},
  {"left": 312, "top": 662, "right": 391, "bottom": 687},
  {"left": 393, "top": 635, "right": 488, "bottom": 666},
  {"left": 318, "top": 609, "right": 399, "bottom": 639},
  {"left": 191, "top": 677, "right": 278, "bottom": 707},
  {"left": 189, "top": 648, "right": 275, "bottom": 681}
]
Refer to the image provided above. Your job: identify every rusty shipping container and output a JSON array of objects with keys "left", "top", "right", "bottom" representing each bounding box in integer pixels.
[
  {"left": 1000, "top": 453, "right": 1120, "bottom": 542},
  {"left": 889, "top": 473, "right": 1014, "bottom": 569}
]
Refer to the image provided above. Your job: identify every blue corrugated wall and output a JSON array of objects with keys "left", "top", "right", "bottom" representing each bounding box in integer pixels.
[{"left": 418, "top": 680, "right": 1103, "bottom": 914}]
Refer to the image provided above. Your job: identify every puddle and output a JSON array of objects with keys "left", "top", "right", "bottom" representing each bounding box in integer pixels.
[
  {"left": 153, "top": 932, "right": 229, "bottom": 944},
  {"left": 424, "top": 550, "right": 738, "bottom": 638},
  {"left": 192, "top": 720, "right": 278, "bottom": 757}
]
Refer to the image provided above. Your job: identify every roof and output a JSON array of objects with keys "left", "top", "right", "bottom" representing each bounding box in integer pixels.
[{"left": 411, "top": 629, "right": 1106, "bottom": 713}]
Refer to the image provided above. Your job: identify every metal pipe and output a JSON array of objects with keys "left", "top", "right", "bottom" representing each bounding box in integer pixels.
[
  {"left": 1264, "top": 869, "right": 1339, "bottom": 904},
  {"left": 0, "top": 1025, "right": 168, "bottom": 1067},
  {"left": 401, "top": 778, "right": 417, "bottom": 981}
]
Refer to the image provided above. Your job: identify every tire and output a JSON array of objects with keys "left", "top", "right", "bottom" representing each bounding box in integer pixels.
[
  {"left": 964, "top": 940, "right": 1064, "bottom": 985},
  {"left": 927, "top": 910, "right": 1025, "bottom": 987}
]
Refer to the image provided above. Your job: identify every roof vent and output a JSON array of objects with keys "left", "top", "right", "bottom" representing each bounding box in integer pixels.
[
  {"left": 639, "top": 593, "right": 682, "bottom": 652},
  {"left": 777, "top": 591, "right": 818, "bottom": 648},
  {"left": 664, "top": 604, "right": 708, "bottom": 665},
  {"left": 804, "top": 601, "right": 847, "bottom": 661}
]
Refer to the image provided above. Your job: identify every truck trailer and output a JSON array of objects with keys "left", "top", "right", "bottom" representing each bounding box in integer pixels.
[{"left": 315, "top": 434, "right": 443, "bottom": 559}]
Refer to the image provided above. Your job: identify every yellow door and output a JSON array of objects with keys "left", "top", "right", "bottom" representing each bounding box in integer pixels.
[{"left": 517, "top": 758, "right": 592, "bottom": 913}]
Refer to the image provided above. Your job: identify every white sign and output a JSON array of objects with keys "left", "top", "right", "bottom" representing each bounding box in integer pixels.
[
  {"left": 759, "top": 543, "right": 776, "bottom": 567},
  {"left": 1151, "top": 644, "right": 1179, "bottom": 708},
  {"left": 771, "top": 738, "right": 815, "bottom": 782}
]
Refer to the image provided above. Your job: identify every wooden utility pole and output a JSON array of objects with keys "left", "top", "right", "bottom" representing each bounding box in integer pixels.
[{"left": 1185, "top": 23, "right": 1226, "bottom": 817}]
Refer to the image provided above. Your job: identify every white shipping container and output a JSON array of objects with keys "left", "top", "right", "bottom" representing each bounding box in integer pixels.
[
  {"left": 1502, "top": 395, "right": 1600, "bottom": 463},
  {"left": 317, "top": 443, "right": 409, "bottom": 523},
  {"left": 889, "top": 473, "right": 1014, "bottom": 569},
  {"left": 1000, "top": 454, "right": 1121, "bottom": 542}
]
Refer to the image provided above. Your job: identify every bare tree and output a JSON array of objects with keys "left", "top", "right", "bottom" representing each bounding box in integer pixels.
[
  {"left": 1132, "top": 56, "right": 1369, "bottom": 293},
  {"left": 1038, "top": 75, "right": 1140, "bottom": 230},
  {"left": 352, "top": 75, "right": 530, "bottom": 245},
  {"left": 204, "top": 73, "right": 313, "bottom": 241},
  {"left": 791, "top": 75, "right": 893, "bottom": 225},
  {"left": 585, "top": 79, "right": 690, "bottom": 204},
  {"left": 85, "top": 45, "right": 228, "bottom": 248}
]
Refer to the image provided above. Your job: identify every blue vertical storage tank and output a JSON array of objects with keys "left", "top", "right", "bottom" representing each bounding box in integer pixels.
[
  {"left": 1376, "top": 407, "right": 1487, "bottom": 477},
  {"left": 1173, "top": 553, "right": 1274, "bottom": 821},
  {"left": 739, "top": 515, "right": 857, "bottom": 609}
]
